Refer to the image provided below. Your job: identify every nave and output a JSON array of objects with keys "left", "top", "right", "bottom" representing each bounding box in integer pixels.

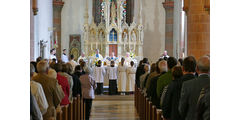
[{"left": 90, "top": 95, "right": 139, "bottom": 120}]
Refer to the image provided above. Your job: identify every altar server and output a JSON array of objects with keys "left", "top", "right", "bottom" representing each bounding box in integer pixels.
[
  {"left": 107, "top": 61, "right": 118, "bottom": 95},
  {"left": 93, "top": 60, "right": 106, "bottom": 95}
]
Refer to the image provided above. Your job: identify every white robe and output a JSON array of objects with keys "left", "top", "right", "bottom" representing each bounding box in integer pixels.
[
  {"left": 93, "top": 67, "right": 106, "bottom": 83},
  {"left": 126, "top": 66, "right": 136, "bottom": 92},
  {"left": 117, "top": 65, "right": 127, "bottom": 92},
  {"left": 61, "top": 54, "right": 69, "bottom": 63}
]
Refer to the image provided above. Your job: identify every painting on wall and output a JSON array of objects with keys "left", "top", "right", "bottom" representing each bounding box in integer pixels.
[{"left": 69, "top": 34, "right": 81, "bottom": 61}]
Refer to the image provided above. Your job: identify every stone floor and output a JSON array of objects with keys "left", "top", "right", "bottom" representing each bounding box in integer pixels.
[{"left": 90, "top": 95, "right": 140, "bottom": 120}]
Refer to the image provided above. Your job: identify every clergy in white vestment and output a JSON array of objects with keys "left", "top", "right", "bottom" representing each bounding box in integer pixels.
[
  {"left": 77, "top": 52, "right": 88, "bottom": 64},
  {"left": 93, "top": 60, "right": 106, "bottom": 95},
  {"left": 126, "top": 61, "right": 136, "bottom": 92},
  {"left": 107, "top": 61, "right": 118, "bottom": 95},
  {"left": 49, "top": 48, "right": 57, "bottom": 62},
  {"left": 106, "top": 52, "right": 118, "bottom": 66},
  {"left": 61, "top": 49, "right": 69, "bottom": 63},
  {"left": 125, "top": 52, "right": 132, "bottom": 67},
  {"left": 117, "top": 58, "right": 127, "bottom": 95},
  {"left": 94, "top": 49, "right": 103, "bottom": 61}
]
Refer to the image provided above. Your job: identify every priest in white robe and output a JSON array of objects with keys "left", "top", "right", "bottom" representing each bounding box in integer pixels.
[
  {"left": 61, "top": 49, "right": 69, "bottom": 63},
  {"left": 126, "top": 61, "right": 136, "bottom": 92},
  {"left": 117, "top": 58, "right": 127, "bottom": 95}
]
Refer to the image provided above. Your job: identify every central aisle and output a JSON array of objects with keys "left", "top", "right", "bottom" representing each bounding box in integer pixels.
[{"left": 90, "top": 95, "right": 140, "bottom": 120}]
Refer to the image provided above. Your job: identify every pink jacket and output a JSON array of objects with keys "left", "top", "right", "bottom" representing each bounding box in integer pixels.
[{"left": 80, "top": 74, "right": 97, "bottom": 99}]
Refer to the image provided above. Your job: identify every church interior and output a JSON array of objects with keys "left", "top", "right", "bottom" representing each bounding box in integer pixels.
[{"left": 29, "top": 0, "right": 211, "bottom": 120}]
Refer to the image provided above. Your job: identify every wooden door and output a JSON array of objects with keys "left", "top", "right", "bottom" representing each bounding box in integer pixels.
[{"left": 109, "top": 44, "right": 118, "bottom": 57}]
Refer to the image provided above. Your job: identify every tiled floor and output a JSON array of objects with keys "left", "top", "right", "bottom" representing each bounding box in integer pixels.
[{"left": 90, "top": 95, "right": 140, "bottom": 120}]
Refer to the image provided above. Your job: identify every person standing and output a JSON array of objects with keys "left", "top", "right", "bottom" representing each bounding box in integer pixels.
[
  {"left": 32, "top": 60, "right": 62, "bottom": 120},
  {"left": 93, "top": 60, "right": 106, "bottom": 95},
  {"left": 61, "top": 49, "right": 69, "bottom": 63},
  {"left": 80, "top": 67, "right": 96, "bottom": 120},
  {"left": 53, "top": 63, "right": 70, "bottom": 106},
  {"left": 179, "top": 56, "right": 210, "bottom": 120},
  {"left": 30, "top": 64, "right": 48, "bottom": 118},
  {"left": 117, "top": 58, "right": 127, "bottom": 95},
  {"left": 135, "top": 58, "right": 149, "bottom": 88},
  {"left": 107, "top": 61, "right": 118, "bottom": 95},
  {"left": 49, "top": 48, "right": 57, "bottom": 61},
  {"left": 126, "top": 61, "right": 136, "bottom": 93},
  {"left": 68, "top": 55, "right": 78, "bottom": 70}
]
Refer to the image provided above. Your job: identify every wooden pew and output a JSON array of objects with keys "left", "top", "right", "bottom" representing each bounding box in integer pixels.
[
  {"left": 72, "top": 97, "right": 77, "bottom": 120},
  {"left": 56, "top": 105, "right": 62, "bottom": 120},
  {"left": 156, "top": 109, "right": 163, "bottom": 120},
  {"left": 152, "top": 105, "right": 157, "bottom": 120},
  {"left": 148, "top": 101, "right": 152, "bottom": 120},
  {"left": 145, "top": 97, "right": 149, "bottom": 120},
  {"left": 61, "top": 105, "right": 68, "bottom": 120},
  {"left": 68, "top": 101, "right": 73, "bottom": 120},
  {"left": 80, "top": 96, "right": 84, "bottom": 120},
  {"left": 77, "top": 95, "right": 81, "bottom": 120}
]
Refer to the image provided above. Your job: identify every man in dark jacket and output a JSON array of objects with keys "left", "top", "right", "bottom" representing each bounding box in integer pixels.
[
  {"left": 179, "top": 56, "right": 210, "bottom": 120},
  {"left": 197, "top": 85, "right": 210, "bottom": 120},
  {"left": 162, "top": 56, "right": 197, "bottom": 120},
  {"left": 135, "top": 58, "right": 148, "bottom": 88},
  {"left": 72, "top": 65, "right": 83, "bottom": 97}
]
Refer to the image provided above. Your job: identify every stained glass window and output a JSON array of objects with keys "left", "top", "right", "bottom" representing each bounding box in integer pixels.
[
  {"left": 122, "top": 0, "right": 127, "bottom": 19},
  {"left": 109, "top": 29, "right": 117, "bottom": 42}
]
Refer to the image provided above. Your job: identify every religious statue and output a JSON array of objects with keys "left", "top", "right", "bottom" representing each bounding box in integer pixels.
[{"left": 39, "top": 40, "right": 47, "bottom": 58}]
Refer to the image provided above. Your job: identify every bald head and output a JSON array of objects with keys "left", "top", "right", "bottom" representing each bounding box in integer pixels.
[{"left": 197, "top": 56, "right": 210, "bottom": 73}]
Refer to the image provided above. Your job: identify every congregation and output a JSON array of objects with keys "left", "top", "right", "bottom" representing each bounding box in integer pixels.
[{"left": 30, "top": 48, "right": 210, "bottom": 120}]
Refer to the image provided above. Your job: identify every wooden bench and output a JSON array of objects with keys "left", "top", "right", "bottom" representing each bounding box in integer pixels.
[
  {"left": 61, "top": 105, "right": 68, "bottom": 120},
  {"left": 68, "top": 101, "right": 73, "bottom": 120},
  {"left": 72, "top": 97, "right": 77, "bottom": 120},
  {"left": 152, "top": 105, "right": 157, "bottom": 120},
  {"left": 157, "top": 109, "right": 163, "bottom": 120}
]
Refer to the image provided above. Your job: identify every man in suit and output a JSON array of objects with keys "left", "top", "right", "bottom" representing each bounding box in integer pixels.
[
  {"left": 32, "top": 60, "right": 62, "bottom": 120},
  {"left": 162, "top": 56, "right": 197, "bottom": 120},
  {"left": 179, "top": 56, "right": 210, "bottom": 120}
]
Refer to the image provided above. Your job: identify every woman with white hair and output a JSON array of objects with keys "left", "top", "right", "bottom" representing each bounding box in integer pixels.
[{"left": 80, "top": 67, "right": 96, "bottom": 120}]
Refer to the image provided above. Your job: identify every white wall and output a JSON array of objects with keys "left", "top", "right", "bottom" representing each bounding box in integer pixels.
[
  {"left": 142, "top": 0, "right": 165, "bottom": 63},
  {"left": 36, "top": 0, "right": 53, "bottom": 59},
  {"left": 61, "top": 0, "right": 92, "bottom": 56}
]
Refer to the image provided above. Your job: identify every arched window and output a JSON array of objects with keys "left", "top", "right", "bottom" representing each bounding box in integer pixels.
[{"left": 109, "top": 29, "right": 117, "bottom": 42}]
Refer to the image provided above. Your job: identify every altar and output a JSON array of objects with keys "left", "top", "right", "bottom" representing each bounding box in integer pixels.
[{"left": 82, "top": 0, "right": 144, "bottom": 66}]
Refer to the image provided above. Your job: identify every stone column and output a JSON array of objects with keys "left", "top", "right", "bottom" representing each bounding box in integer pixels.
[
  {"left": 173, "top": 0, "right": 182, "bottom": 59},
  {"left": 163, "top": 0, "right": 174, "bottom": 57},
  {"left": 53, "top": 0, "right": 64, "bottom": 59},
  {"left": 30, "top": 0, "right": 35, "bottom": 61},
  {"left": 184, "top": 0, "right": 210, "bottom": 59}
]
